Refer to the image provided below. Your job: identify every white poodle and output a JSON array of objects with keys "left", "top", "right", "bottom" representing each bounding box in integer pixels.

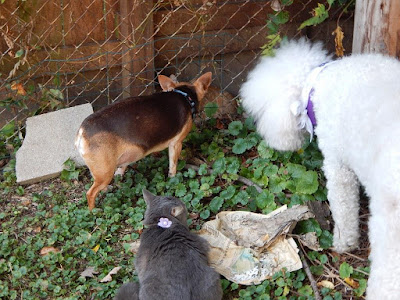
[{"left": 240, "top": 39, "right": 400, "bottom": 299}]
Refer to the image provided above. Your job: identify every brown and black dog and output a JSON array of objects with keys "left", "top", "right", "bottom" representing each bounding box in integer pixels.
[{"left": 75, "top": 72, "right": 212, "bottom": 210}]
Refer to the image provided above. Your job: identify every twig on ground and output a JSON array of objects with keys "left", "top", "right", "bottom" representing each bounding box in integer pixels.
[
  {"left": 184, "top": 163, "right": 263, "bottom": 193},
  {"left": 296, "top": 238, "right": 322, "bottom": 300},
  {"left": 299, "top": 249, "right": 322, "bottom": 300},
  {"left": 342, "top": 251, "right": 367, "bottom": 262}
]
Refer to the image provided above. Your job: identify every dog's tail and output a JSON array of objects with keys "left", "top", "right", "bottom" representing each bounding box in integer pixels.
[{"left": 114, "top": 282, "right": 139, "bottom": 300}]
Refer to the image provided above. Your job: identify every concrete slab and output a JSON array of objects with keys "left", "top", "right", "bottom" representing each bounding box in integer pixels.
[{"left": 16, "top": 103, "right": 93, "bottom": 184}]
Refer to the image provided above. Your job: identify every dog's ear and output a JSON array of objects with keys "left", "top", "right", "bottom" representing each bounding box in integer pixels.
[
  {"left": 158, "top": 75, "right": 176, "bottom": 91},
  {"left": 194, "top": 72, "right": 212, "bottom": 93},
  {"left": 171, "top": 205, "right": 184, "bottom": 217}
]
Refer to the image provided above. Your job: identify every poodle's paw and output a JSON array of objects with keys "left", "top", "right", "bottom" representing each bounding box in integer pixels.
[{"left": 332, "top": 228, "right": 359, "bottom": 253}]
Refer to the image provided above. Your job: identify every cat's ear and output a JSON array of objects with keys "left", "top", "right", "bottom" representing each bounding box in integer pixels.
[
  {"left": 171, "top": 206, "right": 184, "bottom": 217},
  {"left": 142, "top": 189, "right": 156, "bottom": 205}
]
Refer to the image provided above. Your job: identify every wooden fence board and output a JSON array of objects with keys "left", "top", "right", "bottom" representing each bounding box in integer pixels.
[
  {"left": 154, "top": 25, "right": 269, "bottom": 66},
  {"left": 0, "top": 0, "right": 63, "bottom": 49},
  {"left": 353, "top": 0, "right": 400, "bottom": 57},
  {"left": 154, "top": 1, "right": 273, "bottom": 36},
  {"left": 120, "top": 0, "right": 154, "bottom": 98}
]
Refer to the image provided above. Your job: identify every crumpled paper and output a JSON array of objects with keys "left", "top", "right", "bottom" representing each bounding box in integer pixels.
[{"left": 197, "top": 205, "right": 315, "bottom": 285}]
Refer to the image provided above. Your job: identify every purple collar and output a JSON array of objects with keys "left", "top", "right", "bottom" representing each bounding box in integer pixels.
[
  {"left": 293, "top": 61, "right": 334, "bottom": 141},
  {"left": 303, "top": 62, "right": 333, "bottom": 128},
  {"left": 306, "top": 89, "right": 317, "bottom": 126}
]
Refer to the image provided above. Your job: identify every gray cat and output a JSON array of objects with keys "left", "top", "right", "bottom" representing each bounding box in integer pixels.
[{"left": 115, "top": 189, "right": 222, "bottom": 300}]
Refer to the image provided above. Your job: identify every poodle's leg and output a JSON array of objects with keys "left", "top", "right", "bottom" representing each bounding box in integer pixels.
[
  {"left": 367, "top": 193, "right": 400, "bottom": 299},
  {"left": 323, "top": 161, "right": 360, "bottom": 252}
]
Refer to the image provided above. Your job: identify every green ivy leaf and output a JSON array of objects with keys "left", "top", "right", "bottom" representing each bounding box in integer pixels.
[
  {"left": 198, "top": 164, "right": 208, "bottom": 176},
  {"left": 209, "top": 197, "right": 224, "bottom": 213},
  {"left": 177, "top": 160, "right": 186, "bottom": 171},
  {"left": 287, "top": 163, "right": 318, "bottom": 194},
  {"left": 266, "top": 21, "right": 280, "bottom": 35},
  {"left": 15, "top": 49, "right": 24, "bottom": 58},
  {"left": 244, "top": 117, "right": 256, "bottom": 131},
  {"left": 269, "top": 10, "right": 290, "bottom": 25},
  {"left": 298, "top": 3, "right": 329, "bottom": 30},
  {"left": 295, "top": 170, "right": 319, "bottom": 194},
  {"left": 263, "top": 164, "right": 279, "bottom": 176},
  {"left": 319, "top": 254, "right": 328, "bottom": 264},
  {"left": 298, "top": 285, "right": 313, "bottom": 296},
  {"left": 246, "top": 132, "right": 260, "bottom": 148},
  {"left": 212, "top": 157, "right": 226, "bottom": 174},
  {"left": 233, "top": 190, "right": 249, "bottom": 205},
  {"left": 200, "top": 209, "right": 210, "bottom": 220},
  {"left": 1, "top": 121, "right": 15, "bottom": 137},
  {"left": 226, "top": 157, "right": 240, "bottom": 174},
  {"left": 15, "top": 186, "right": 24, "bottom": 196},
  {"left": 296, "top": 219, "right": 322, "bottom": 236},
  {"left": 253, "top": 166, "right": 264, "bottom": 180},
  {"left": 188, "top": 180, "right": 200, "bottom": 191},
  {"left": 228, "top": 121, "right": 243, "bottom": 136},
  {"left": 354, "top": 279, "right": 367, "bottom": 297},
  {"left": 257, "top": 141, "right": 274, "bottom": 159},
  {"left": 339, "top": 262, "right": 353, "bottom": 279},
  {"left": 220, "top": 186, "right": 236, "bottom": 200},
  {"left": 232, "top": 138, "right": 248, "bottom": 154},
  {"left": 281, "top": 0, "right": 293, "bottom": 5},
  {"left": 204, "top": 102, "right": 218, "bottom": 118},
  {"left": 49, "top": 88, "right": 64, "bottom": 100},
  {"left": 60, "top": 169, "right": 79, "bottom": 182},
  {"left": 319, "top": 230, "right": 333, "bottom": 249},
  {"left": 255, "top": 190, "right": 274, "bottom": 210},
  {"left": 175, "top": 183, "right": 187, "bottom": 197},
  {"left": 310, "top": 264, "right": 324, "bottom": 276}
]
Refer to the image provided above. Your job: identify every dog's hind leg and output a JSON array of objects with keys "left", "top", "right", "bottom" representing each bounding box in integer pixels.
[
  {"left": 367, "top": 192, "right": 400, "bottom": 299},
  {"left": 168, "top": 141, "right": 182, "bottom": 177},
  {"left": 323, "top": 160, "right": 360, "bottom": 253}
]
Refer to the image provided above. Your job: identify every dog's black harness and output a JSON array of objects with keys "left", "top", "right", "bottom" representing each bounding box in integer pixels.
[{"left": 173, "top": 89, "right": 197, "bottom": 118}]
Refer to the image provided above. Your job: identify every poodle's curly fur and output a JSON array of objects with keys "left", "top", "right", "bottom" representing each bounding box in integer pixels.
[{"left": 240, "top": 39, "right": 400, "bottom": 299}]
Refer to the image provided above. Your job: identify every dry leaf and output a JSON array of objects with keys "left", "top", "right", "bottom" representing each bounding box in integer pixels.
[
  {"left": 271, "top": 0, "right": 282, "bottom": 11},
  {"left": 129, "top": 241, "right": 141, "bottom": 254},
  {"left": 80, "top": 266, "right": 98, "bottom": 278},
  {"left": 216, "top": 119, "right": 225, "bottom": 130},
  {"left": 344, "top": 277, "right": 359, "bottom": 289},
  {"left": 2, "top": 31, "right": 14, "bottom": 50},
  {"left": 40, "top": 246, "right": 60, "bottom": 256},
  {"left": 22, "top": 199, "right": 31, "bottom": 206},
  {"left": 92, "top": 244, "right": 100, "bottom": 253},
  {"left": 317, "top": 280, "right": 334, "bottom": 289},
  {"left": 33, "top": 226, "right": 42, "bottom": 233},
  {"left": 332, "top": 26, "right": 345, "bottom": 57},
  {"left": 297, "top": 232, "right": 321, "bottom": 251},
  {"left": 11, "top": 82, "right": 27, "bottom": 96},
  {"left": 100, "top": 266, "right": 122, "bottom": 283}
]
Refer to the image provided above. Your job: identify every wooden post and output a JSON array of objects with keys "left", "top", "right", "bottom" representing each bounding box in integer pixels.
[
  {"left": 120, "top": 0, "right": 154, "bottom": 99},
  {"left": 353, "top": 0, "right": 400, "bottom": 58}
]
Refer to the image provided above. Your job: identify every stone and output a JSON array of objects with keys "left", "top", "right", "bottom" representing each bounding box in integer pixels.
[{"left": 16, "top": 103, "right": 93, "bottom": 184}]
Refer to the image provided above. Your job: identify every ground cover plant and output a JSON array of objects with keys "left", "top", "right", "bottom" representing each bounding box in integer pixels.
[{"left": 0, "top": 107, "right": 370, "bottom": 299}]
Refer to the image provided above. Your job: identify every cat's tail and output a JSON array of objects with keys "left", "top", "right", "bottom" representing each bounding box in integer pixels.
[{"left": 114, "top": 282, "right": 140, "bottom": 300}]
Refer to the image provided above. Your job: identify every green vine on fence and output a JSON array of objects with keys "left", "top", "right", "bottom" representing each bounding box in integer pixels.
[{"left": 262, "top": 0, "right": 355, "bottom": 56}]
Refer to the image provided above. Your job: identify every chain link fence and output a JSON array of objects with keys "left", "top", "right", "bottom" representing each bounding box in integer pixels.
[{"left": 0, "top": 0, "right": 355, "bottom": 131}]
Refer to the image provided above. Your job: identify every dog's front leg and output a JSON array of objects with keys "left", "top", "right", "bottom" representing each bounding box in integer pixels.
[
  {"left": 323, "top": 161, "right": 360, "bottom": 252},
  {"left": 168, "top": 141, "right": 183, "bottom": 177}
]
